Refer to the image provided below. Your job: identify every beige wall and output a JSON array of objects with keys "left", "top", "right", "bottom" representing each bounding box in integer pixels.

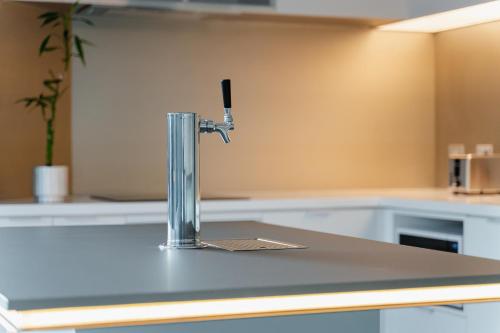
[
  {"left": 435, "top": 21, "right": 500, "bottom": 186},
  {"left": 73, "top": 12, "right": 435, "bottom": 195},
  {"left": 0, "top": 1, "right": 71, "bottom": 199},
  {"left": 7, "top": 5, "right": 500, "bottom": 197}
]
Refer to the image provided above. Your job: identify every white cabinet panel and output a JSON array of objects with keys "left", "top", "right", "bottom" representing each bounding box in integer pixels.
[
  {"left": 201, "top": 211, "right": 264, "bottom": 222},
  {"left": 52, "top": 216, "right": 126, "bottom": 226},
  {"left": 303, "top": 209, "right": 380, "bottom": 240},
  {"left": 126, "top": 214, "right": 166, "bottom": 224},
  {"left": 376, "top": 209, "right": 395, "bottom": 243},
  {"left": 464, "top": 216, "right": 500, "bottom": 260},
  {"left": 463, "top": 217, "right": 500, "bottom": 333},
  {"left": 0, "top": 217, "right": 52, "bottom": 227},
  {"left": 262, "top": 209, "right": 382, "bottom": 241},
  {"left": 261, "top": 211, "right": 306, "bottom": 228},
  {"left": 381, "top": 210, "right": 467, "bottom": 333},
  {"left": 381, "top": 307, "right": 466, "bottom": 333},
  {"left": 465, "top": 303, "right": 500, "bottom": 333}
]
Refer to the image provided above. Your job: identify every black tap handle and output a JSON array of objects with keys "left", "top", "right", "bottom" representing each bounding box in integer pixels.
[{"left": 221, "top": 79, "right": 231, "bottom": 109}]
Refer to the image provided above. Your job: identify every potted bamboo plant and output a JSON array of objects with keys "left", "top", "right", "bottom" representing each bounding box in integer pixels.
[{"left": 18, "top": 2, "right": 93, "bottom": 203}]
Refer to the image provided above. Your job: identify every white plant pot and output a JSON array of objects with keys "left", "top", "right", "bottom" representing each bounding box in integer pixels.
[{"left": 33, "top": 166, "right": 68, "bottom": 203}]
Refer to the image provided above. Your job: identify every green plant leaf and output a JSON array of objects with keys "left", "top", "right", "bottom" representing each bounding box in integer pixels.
[
  {"left": 35, "top": 94, "right": 48, "bottom": 109},
  {"left": 76, "top": 4, "right": 92, "bottom": 14},
  {"left": 74, "top": 35, "right": 86, "bottom": 65},
  {"left": 79, "top": 37, "right": 94, "bottom": 46},
  {"left": 43, "top": 79, "right": 62, "bottom": 93},
  {"left": 16, "top": 97, "right": 37, "bottom": 107},
  {"left": 73, "top": 35, "right": 94, "bottom": 47},
  {"left": 39, "top": 35, "right": 57, "bottom": 56},
  {"left": 41, "top": 15, "right": 59, "bottom": 27},
  {"left": 38, "top": 11, "right": 60, "bottom": 27},
  {"left": 39, "top": 35, "right": 50, "bottom": 55},
  {"left": 45, "top": 47, "right": 59, "bottom": 53},
  {"left": 73, "top": 17, "right": 94, "bottom": 26},
  {"left": 38, "top": 11, "right": 59, "bottom": 20}
]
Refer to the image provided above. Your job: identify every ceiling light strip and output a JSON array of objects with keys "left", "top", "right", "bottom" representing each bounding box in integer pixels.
[{"left": 6, "top": 283, "right": 500, "bottom": 331}]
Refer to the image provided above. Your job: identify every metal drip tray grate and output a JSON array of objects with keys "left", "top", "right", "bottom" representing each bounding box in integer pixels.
[{"left": 202, "top": 238, "right": 307, "bottom": 252}]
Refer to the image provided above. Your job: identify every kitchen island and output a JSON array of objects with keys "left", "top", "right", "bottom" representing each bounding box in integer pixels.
[{"left": 1, "top": 221, "right": 500, "bottom": 332}]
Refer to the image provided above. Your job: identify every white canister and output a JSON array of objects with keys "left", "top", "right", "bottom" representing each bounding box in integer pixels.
[{"left": 33, "top": 166, "right": 68, "bottom": 203}]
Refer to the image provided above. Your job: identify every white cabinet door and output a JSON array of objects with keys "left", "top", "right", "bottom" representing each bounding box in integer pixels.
[
  {"left": 201, "top": 211, "right": 264, "bottom": 223},
  {"left": 464, "top": 216, "right": 500, "bottom": 260},
  {"left": 260, "top": 211, "right": 307, "bottom": 229},
  {"left": 262, "top": 208, "right": 382, "bottom": 241},
  {"left": 0, "top": 217, "right": 52, "bottom": 227},
  {"left": 126, "top": 214, "right": 166, "bottom": 224},
  {"left": 302, "top": 209, "right": 381, "bottom": 240},
  {"left": 381, "top": 307, "right": 467, "bottom": 333},
  {"left": 52, "top": 216, "right": 127, "bottom": 226},
  {"left": 464, "top": 216, "right": 500, "bottom": 333}
]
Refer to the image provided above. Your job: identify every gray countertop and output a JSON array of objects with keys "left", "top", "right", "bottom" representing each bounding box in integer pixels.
[{"left": 2, "top": 221, "right": 500, "bottom": 311}]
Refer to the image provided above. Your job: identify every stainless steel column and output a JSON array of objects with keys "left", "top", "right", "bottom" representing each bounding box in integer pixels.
[{"left": 166, "top": 112, "right": 202, "bottom": 248}]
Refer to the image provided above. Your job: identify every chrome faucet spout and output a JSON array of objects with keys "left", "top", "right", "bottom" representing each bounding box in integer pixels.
[
  {"left": 215, "top": 124, "right": 231, "bottom": 143},
  {"left": 200, "top": 120, "right": 232, "bottom": 143}
]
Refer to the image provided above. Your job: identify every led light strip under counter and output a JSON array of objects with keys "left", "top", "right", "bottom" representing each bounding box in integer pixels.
[
  {"left": 2, "top": 283, "right": 500, "bottom": 331},
  {"left": 379, "top": 0, "right": 500, "bottom": 33}
]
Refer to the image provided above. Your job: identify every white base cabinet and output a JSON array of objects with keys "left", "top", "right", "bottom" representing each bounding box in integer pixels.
[
  {"left": 261, "top": 208, "right": 383, "bottom": 241},
  {"left": 379, "top": 210, "right": 500, "bottom": 333},
  {"left": 381, "top": 307, "right": 467, "bottom": 333},
  {"left": 463, "top": 217, "right": 500, "bottom": 333}
]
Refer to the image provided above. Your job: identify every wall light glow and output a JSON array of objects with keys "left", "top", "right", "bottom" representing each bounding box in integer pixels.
[
  {"left": 379, "top": 1, "right": 500, "bottom": 33},
  {"left": 1, "top": 283, "right": 500, "bottom": 331}
]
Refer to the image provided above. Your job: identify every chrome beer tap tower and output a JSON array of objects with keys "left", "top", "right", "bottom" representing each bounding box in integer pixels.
[{"left": 164, "top": 80, "right": 233, "bottom": 249}]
